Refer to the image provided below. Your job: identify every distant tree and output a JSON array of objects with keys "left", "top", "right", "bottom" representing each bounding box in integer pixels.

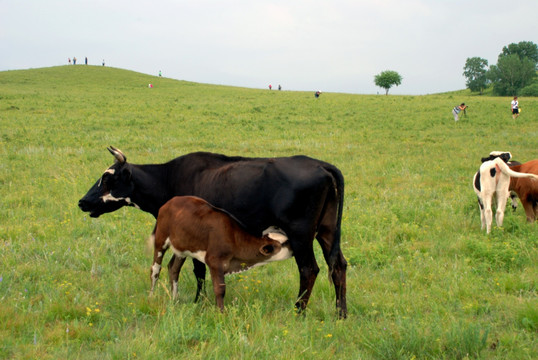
[
  {"left": 374, "top": 70, "right": 402, "bottom": 95},
  {"left": 519, "top": 82, "right": 538, "bottom": 96},
  {"left": 488, "top": 54, "right": 536, "bottom": 96},
  {"left": 463, "top": 57, "right": 489, "bottom": 94},
  {"left": 501, "top": 41, "right": 538, "bottom": 69}
]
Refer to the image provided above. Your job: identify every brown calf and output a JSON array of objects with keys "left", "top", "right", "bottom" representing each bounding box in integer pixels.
[
  {"left": 149, "top": 196, "right": 292, "bottom": 311},
  {"left": 509, "top": 160, "right": 538, "bottom": 223}
]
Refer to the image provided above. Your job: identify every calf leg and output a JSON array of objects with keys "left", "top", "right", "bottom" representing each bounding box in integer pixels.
[
  {"left": 167, "top": 254, "right": 187, "bottom": 300},
  {"left": 495, "top": 192, "right": 508, "bottom": 228},
  {"left": 482, "top": 193, "right": 494, "bottom": 234},
  {"left": 477, "top": 197, "right": 486, "bottom": 230},
  {"left": 167, "top": 256, "right": 206, "bottom": 302},
  {"left": 522, "top": 200, "right": 537, "bottom": 223},
  {"left": 151, "top": 245, "right": 167, "bottom": 295},
  {"left": 207, "top": 263, "right": 226, "bottom": 312}
]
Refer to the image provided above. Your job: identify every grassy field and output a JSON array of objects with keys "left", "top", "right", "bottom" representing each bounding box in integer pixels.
[{"left": 0, "top": 65, "right": 537, "bottom": 359}]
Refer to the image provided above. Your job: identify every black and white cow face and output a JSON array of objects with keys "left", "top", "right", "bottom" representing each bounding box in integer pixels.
[{"left": 78, "top": 147, "right": 137, "bottom": 218}]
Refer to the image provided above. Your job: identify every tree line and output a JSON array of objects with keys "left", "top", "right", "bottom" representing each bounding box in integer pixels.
[{"left": 463, "top": 41, "right": 538, "bottom": 96}]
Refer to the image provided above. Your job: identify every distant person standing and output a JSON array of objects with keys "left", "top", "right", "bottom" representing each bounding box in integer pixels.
[
  {"left": 452, "top": 103, "right": 467, "bottom": 121},
  {"left": 315, "top": 90, "right": 321, "bottom": 98},
  {"left": 73, "top": 57, "right": 77, "bottom": 65},
  {"left": 159, "top": 70, "right": 162, "bottom": 77},
  {"left": 68, "top": 58, "right": 71, "bottom": 64},
  {"left": 269, "top": 84, "right": 272, "bottom": 90},
  {"left": 85, "top": 57, "right": 88, "bottom": 65},
  {"left": 278, "top": 84, "right": 282, "bottom": 91},
  {"left": 511, "top": 96, "right": 519, "bottom": 119},
  {"left": 102, "top": 59, "right": 105, "bottom": 66}
]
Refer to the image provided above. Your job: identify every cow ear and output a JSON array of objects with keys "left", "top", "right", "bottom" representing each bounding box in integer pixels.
[
  {"left": 108, "top": 146, "right": 127, "bottom": 163},
  {"left": 120, "top": 166, "right": 132, "bottom": 181}
]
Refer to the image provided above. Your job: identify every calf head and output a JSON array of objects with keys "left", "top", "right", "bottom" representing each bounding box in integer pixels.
[
  {"left": 260, "top": 228, "right": 293, "bottom": 262},
  {"left": 259, "top": 238, "right": 283, "bottom": 257},
  {"left": 481, "top": 151, "right": 512, "bottom": 164},
  {"left": 78, "top": 146, "right": 137, "bottom": 217}
]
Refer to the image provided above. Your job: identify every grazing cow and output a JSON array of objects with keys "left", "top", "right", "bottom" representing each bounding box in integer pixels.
[
  {"left": 149, "top": 196, "right": 293, "bottom": 311},
  {"left": 473, "top": 153, "right": 538, "bottom": 233},
  {"left": 79, "top": 147, "right": 347, "bottom": 318},
  {"left": 508, "top": 160, "right": 538, "bottom": 223}
]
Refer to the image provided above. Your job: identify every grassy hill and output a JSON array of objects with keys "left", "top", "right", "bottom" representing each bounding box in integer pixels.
[{"left": 1, "top": 66, "right": 537, "bottom": 359}]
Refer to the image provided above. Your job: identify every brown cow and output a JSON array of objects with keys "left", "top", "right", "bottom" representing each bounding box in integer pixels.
[
  {"left": 509, "top": 160, "right": 538, "bottom": 223},
  {"left": 149, "top": 196, "right": 292, "bottom": 311}
]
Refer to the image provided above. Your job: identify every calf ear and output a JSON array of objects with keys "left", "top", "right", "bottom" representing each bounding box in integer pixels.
[
  {"left": 260, "top": 244, "right": 274, "bottom": 256},
  {"left": 259, "top": 242, "right": 282, "bottom": 256}
]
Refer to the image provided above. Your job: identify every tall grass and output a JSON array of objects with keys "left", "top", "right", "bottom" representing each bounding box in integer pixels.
[{"left": 1, "top": 66, "right": 537, "bottom": 359}]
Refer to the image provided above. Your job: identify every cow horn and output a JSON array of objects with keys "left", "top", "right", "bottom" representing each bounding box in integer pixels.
[{"left": 107, "top": 146, "right": 126, "bottom": 163}]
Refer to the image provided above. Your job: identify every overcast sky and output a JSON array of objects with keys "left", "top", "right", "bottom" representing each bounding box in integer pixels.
[{"left": 1, "top": 0, "right": 537, "bottom": 94}]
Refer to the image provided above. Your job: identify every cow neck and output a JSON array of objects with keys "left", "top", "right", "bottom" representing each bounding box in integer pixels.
[{"left": 130, "top": 163, "right": 170, "bottom": 218}]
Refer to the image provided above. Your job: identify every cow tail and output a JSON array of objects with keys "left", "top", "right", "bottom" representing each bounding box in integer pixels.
[{"left": 325, "top": 165, "right": 345, "bottom": 282}]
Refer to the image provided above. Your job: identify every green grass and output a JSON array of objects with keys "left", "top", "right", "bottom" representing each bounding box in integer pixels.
[{"left": 1, "top": 65, "right": 537, "bottom": 359}]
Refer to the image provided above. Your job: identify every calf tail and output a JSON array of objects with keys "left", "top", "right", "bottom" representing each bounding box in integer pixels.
[
  {"left": 496, "top": 158, "right": 538, "bottom": 180},
  {"left": 146, "top": 223, "right": 157, "bottom": 255}
]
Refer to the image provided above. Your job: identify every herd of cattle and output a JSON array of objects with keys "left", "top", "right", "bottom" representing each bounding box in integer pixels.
[{"left": 78, "top": 147, "right": 538, "bottom": 317}]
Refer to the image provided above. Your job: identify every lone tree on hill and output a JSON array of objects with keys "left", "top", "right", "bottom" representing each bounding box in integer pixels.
[{"left": 374, "top": 70, "right": 402, "bottom": 95}]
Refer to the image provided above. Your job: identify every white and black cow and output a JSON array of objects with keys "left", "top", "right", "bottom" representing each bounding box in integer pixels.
[
  {"left": 79, "top": 147, "right": 347, "bottom": 318},
  {"left": 473, "top": 151, "right": 538, "bottom": 233},
  {"left": 479, "top": 152, "right": 521, "bottom": 210}
]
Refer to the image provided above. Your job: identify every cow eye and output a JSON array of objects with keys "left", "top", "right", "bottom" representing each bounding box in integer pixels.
[{"left": 101, "top": 173, "right": 115, "bottom": 189}]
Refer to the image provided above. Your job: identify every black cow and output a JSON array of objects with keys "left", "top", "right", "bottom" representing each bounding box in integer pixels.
[{"left": 79, "top": 147, "right": 347, "bottom": 318}]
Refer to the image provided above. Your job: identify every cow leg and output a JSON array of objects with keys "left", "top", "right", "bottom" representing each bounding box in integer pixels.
[
  {"left": 192, "top": 259, "right": 207, "bottom": 303},
  {"left": 293, "top": 242, "right": 320, "bottom": 314},
  {"left": 167, "top": 254, "right": 186, "bottom": 300},
  {"left": 316, "top": 228, "right": 348, "bottom": 318}
]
